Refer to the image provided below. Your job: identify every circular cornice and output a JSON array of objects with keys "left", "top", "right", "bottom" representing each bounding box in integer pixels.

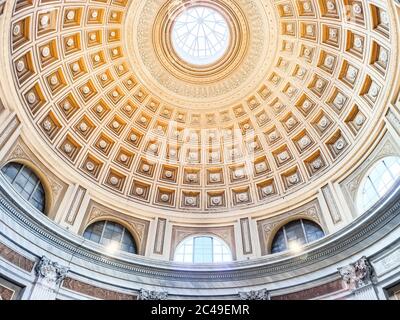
[{"left": 1, "top": 181, "right": 399, "bottom": 284}]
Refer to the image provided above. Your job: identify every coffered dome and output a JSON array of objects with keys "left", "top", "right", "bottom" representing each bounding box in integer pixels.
[
  {"left": 2, "top": 0, "right": 398, "bottom": 218},
  {"left": 1, "top": 0, "right": 400, "bottom": 302}
]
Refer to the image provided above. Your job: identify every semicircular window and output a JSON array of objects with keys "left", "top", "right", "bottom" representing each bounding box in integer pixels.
[
  {"left": 357, "top": 156, "right": 400, "bottom": 213},
  {"left": 174, "top": 235, "right": 232, "bottom": 263},
  {"left": 83, "top": 220, "right": 137, "bottom": 254},
  {"left": 271, "top": 219, "right": 325, "bottom": 254},
  {"left": 1, "top": 162, "right": 45, "bottom": 212}
]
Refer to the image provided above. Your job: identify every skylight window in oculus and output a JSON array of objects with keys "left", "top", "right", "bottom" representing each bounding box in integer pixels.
[{"left": 171, "top": 6, "right": 230, "bottom": 66}]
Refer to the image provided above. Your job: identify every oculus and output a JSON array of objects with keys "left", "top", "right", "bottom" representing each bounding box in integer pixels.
[{"left": 171, "top": 6, "right": 230, "bottom": 66}]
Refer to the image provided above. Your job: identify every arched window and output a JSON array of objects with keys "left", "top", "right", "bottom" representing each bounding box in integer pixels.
[
  {"left": 357, "top": 156, "right": 400, "bottom": 213},
  {"left": 174, "top": 236, "right": 232, "bottom": 263},
  {"left": 271, "top": 219, "right": 324, "bottom": 254},
  {"left": 1, "top": 162, "right": 46, "bottom": 212},
  {"left": 83, "top": 220, "right": 137, "bottom": 254}
]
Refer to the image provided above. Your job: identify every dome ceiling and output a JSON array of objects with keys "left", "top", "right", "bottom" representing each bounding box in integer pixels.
[{"left": 5, "top": 0, "right": 397, "bottom": 215}]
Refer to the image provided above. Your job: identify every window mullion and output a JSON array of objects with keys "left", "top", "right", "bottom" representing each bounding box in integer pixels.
[
  {"left": 282, "top": 226, "right": 289, "bottom": 250},
  {"left": 100, "top": 221, "right": 107, "bottom": 244},
  {"left": 27, "top": 181, "right": 40, "bottom": 202},
  {"left": 120, "top": 228, "right": 125, "bottom": 248},
  {"left": 368, "top": 176, "right": 380, "bottom": 197},
  {"left": 192, "top": 237, "right": 196, "bottom": 263},
  {"left": 382, "top": 160, "right": 396, "bottom": 181},
  {"left": 11, "top": 164, "right": 25, "bottom": 184},
  {"left": 301, "top": 220, "right": 309, "bottom": 244},
  {"left": 211, "top": 238, "right": 214, "bottom": 263}
]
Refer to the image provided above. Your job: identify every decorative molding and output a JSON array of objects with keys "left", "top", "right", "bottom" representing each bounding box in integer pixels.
[
  {"left": 0, "top": 115, "right": 20, "bottom": 151},
  {"left": 5, "top": 143, "right": 30, "bottom": 164},
  {"left": 338, "top": 256, "right": 376, "bottom": 290},
  {"left": 138, "top": 288, "right": 168, "bottom": 300},
  {"left": 373, "top": 246, "right": 400, "bottom": 276},
  {"left": 30, "top": 256, "right": 69, "bottom": 299},
  {"left": 240, "top": 218, "right": 253, "bottom": 255},
  {"left": 321, "top": 184, "right": 342, "bottom": 224},
  {"left": 238, "top": 288, "right": 270, "bottom": 300},
  {"left": 35, "top": 256, "right": 69, "bottom": 286},
  {"left": 48, "top": 179, "right": 63, "bottom": 200},
  {"left": 65, "top": 186, "right": 87, "bottom": 225},
  {"left": 387, "top": 109, "right": 400, "bottom": 135},
  {"left": 153, "top": 218, "right": 166, "bottom": 255},
  {"left": 0, "top": 172, "right": 400, "bottom": 284}
]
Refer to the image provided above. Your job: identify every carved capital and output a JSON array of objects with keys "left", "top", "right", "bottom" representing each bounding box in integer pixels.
[
  {"left": 238, "top": 288, "right": 270, "bottom": 300},
  {"left": 138, "top": 288, "right": 168, "bottom": 300},
  {"left": 338, "top": 256, "right": 375, "bottom": 290},
  {"left": 35, "top": 256, "right": 69, "bottom": 286}
]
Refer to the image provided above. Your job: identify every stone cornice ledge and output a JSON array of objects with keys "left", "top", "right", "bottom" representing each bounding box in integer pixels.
[{"left": 0, "top": 182, "right": 400, "bottom": 283}]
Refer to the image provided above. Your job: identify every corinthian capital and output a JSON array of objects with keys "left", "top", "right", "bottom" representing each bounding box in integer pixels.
[
  {"left": 338, "top": 256, "right": 375, "bottom": 289},
  {"left": 138, "top": 288, "right": 168, "bottom": 300},
  {"left": 238, "top": 288, "right": 270, "bottom": 300},
  {"left": 35, "top": 256, "right": 69, "bottom": 286}
]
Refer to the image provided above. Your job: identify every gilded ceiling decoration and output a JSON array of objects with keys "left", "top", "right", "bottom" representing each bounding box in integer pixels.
[{"left": 4, "top": 0, "right": 398, "bottom": 215}]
